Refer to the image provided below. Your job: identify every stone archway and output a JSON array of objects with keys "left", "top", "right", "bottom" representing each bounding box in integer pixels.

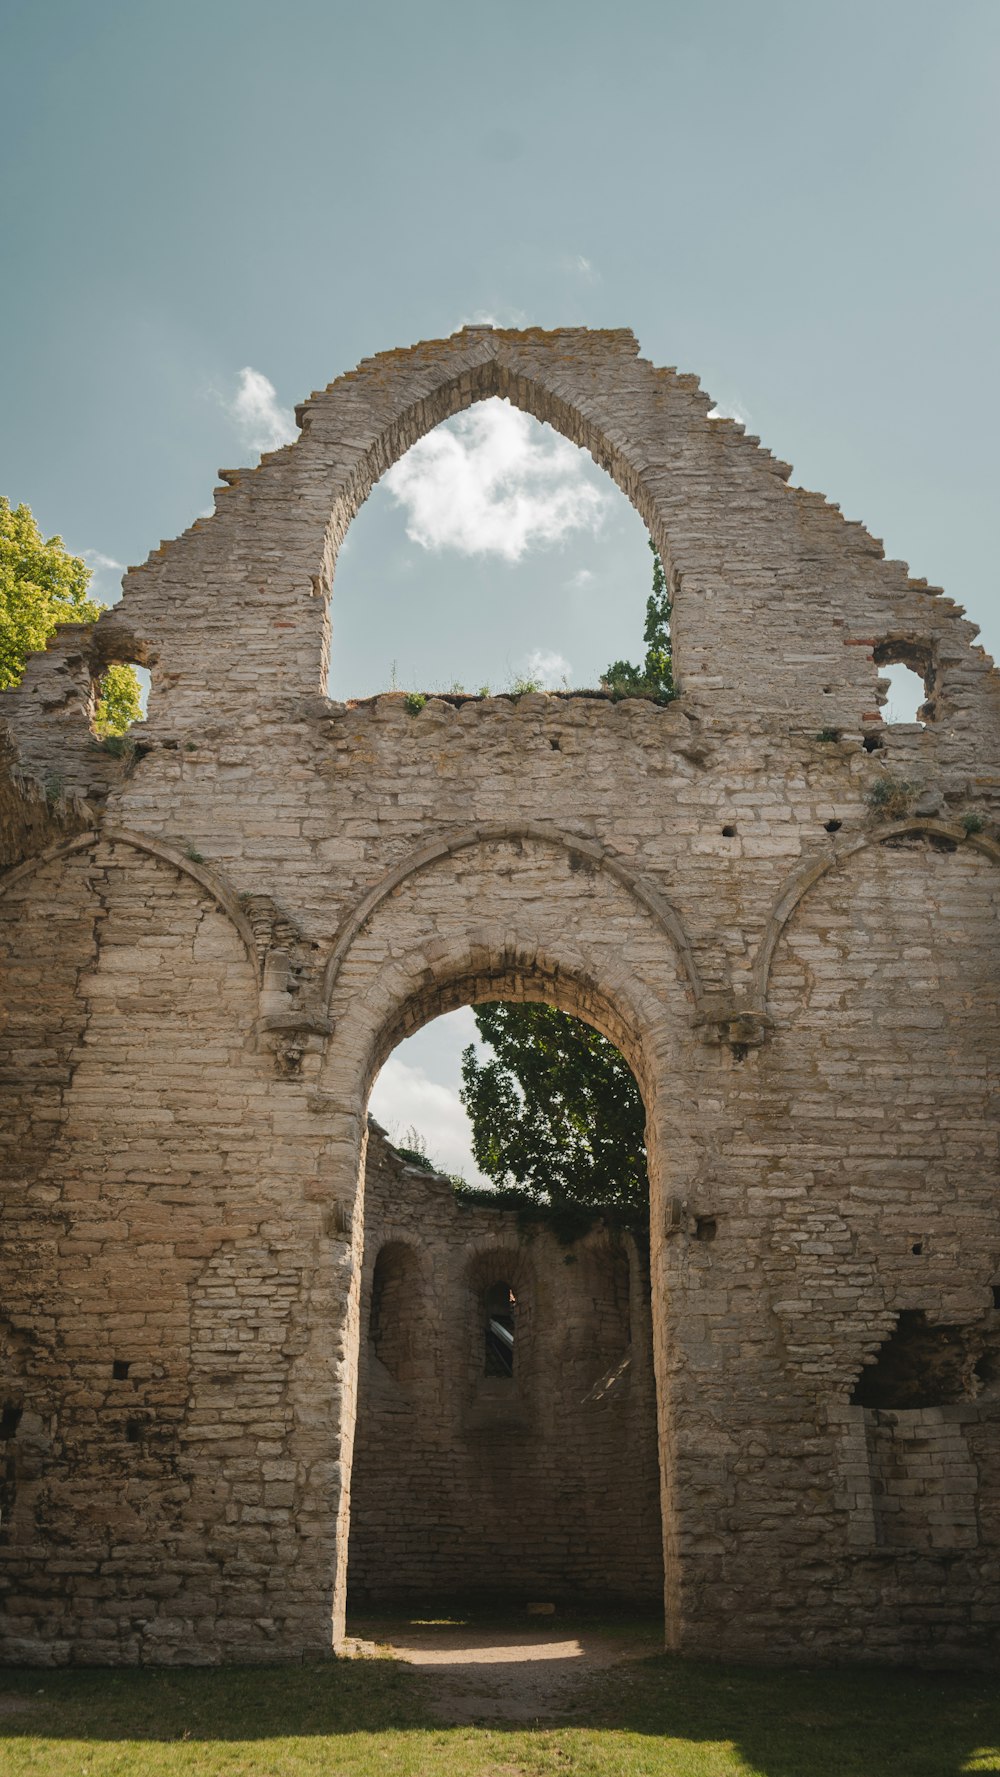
[{"left": 313, "top": 829, "right": 697, "bottom": 1644}]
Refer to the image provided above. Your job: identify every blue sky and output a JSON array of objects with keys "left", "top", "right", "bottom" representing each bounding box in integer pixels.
[{"left": 3, "top": 0, "right": 998, "bottom": 1178}]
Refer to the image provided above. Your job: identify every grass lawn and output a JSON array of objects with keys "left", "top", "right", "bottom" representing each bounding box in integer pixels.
[{"left": 0, "top": 1637, "right": 997, "bottom": 1777}]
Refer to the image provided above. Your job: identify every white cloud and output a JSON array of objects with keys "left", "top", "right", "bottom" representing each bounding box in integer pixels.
[
  {"left": 524, "top": 648, "right": 572, "bottom": 688},
  {"left": 452, "top": 306, "right": 529, "bottom": 331},
  {"left": 80, "top": 548, "right": 125, "bottom": 607},
  {"left": 369, "top": 1052, "right": 488, "bottom": 1186},
  {"left": 82, "top": 549, "right": 124, "bottom": 574},
  {"left": 568, "top": 567, "right": 593, "bottom": 589},
  {"left": 707, "top": 396, "right": 752, "bottom": 427},
  {"left": 222, "top": 367, "right": 297, "bottom": 455},
  {"left": 455, "top": 313, "right": 501, "bottom": 329},
  {"left": 383, "top": 399, "right": 612, "bottom": 562}
]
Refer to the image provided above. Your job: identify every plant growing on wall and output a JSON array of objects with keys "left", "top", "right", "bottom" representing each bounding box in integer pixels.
[
  {"left": 600, "top": 540, "right": 674, "bottom": 703},
  {"left": 395, "top": 1125, "right": 436, "bottom": 1171},
  {"left": 865, "top": 776, "right": 916, "bottom": 820}
]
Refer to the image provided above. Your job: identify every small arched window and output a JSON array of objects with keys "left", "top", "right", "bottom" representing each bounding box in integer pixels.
[
  {"left": 484, "top": 1281, "right": 516, "bottom": 1377},
  {"left": 368, "top": 1242, "right": 420, "bottom": 1382}
]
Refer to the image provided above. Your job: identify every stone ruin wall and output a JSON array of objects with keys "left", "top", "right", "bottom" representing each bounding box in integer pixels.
[
  {"left": 348, "top": 1126, "right": 662, "bottom": 1604},
  {"left": 0, "top": 327, "right": 998, "bottom": 1667}
]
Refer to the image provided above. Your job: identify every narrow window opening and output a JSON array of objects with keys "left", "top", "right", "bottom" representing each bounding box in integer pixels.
[
  {"left": 992, "top": 1286, "right": 1000, "bottom": 1312},
  {"left": 112, "top": 1359, "right": 130, "bottom": 1380},
  {"left": 721, "top": 825, "right": 737, "bottom": 838},
  {"left": 694, "top": 1216, "right": 717, "bottom": 1242},
  {"left": 863, "top": 732, "right": 885, "bottom": 753},
  {"left": 367, "top": 1242, "right": 421, "bottom": 1384},
  {"left": 0, "top": 1403, "right": 23, "bottom": 1440},
  {"left": 911, "top": 1242, "right": 923, "bottom": 1256},
  {"left": 485, "top": 1281, "right": 516, "bottom": 1377},
  {"left": 824, "top": 819, "right": 842, "bottom": 834},
  {"left": 125, "top": 1418, "right": 142, "bottom": 1443}
]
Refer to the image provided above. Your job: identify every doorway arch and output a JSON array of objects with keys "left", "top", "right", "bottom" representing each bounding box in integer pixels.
[{"left": 314, "top": 827, "right": 698, "bottom": 1642}]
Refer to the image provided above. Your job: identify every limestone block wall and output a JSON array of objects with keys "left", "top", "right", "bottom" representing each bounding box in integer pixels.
[
  {"left": 865, "top": 1409, "right": 981, "bottom": 1551},
  {"left": 347, "top": 1128, "right": 662, "bottom": 1604},
  {"left": 0, "top": 838, "right": 349, "bottom": 1663},
  {"left": 1, "top": 327, "right": 998, "bottom": 1667}
]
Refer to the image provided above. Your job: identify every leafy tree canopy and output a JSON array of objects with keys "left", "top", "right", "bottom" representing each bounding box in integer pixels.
[
  {"left": 460, "top": 1001, "right": 647, "bottom": 1217},
  {"left": 601, "top": 539, "right": 674, "bottom": 703},
  {"left": 1, "top": 498, "right": 139, "bottom": 736},
  {"left": 93, "top": 662, "right": 142, "bottom": 737},
  {"left": 0, "top": 499, "right": 101, "bottom": 690}
]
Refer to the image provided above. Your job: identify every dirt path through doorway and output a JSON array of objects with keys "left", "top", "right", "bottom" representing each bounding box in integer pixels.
[{"left": 347, "top": 1615, "right": 663, "bottom": 1724}]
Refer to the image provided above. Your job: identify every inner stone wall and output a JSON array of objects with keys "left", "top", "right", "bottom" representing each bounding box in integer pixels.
[
  {"left": 348, "top": 1127, "right": 662, "bottom": 1604},
  {"left": 1, "top": 326, "right": 998, "bottom": 1668}
]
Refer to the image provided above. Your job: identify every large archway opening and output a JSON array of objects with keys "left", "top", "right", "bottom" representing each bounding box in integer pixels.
[
  {"left": 346, "top": 991, "right": 665, "bottom": 1620},
  {"left": 318, "top": 832, "right": 696, "bottom": 1649},
  {"left": 326, "top": 396, "right": 665, "bottom": 704}
]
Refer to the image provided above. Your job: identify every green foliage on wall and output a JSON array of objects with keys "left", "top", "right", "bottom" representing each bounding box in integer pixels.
[{"left": 601, "top": 540, "right": 674, "bottom": 703}]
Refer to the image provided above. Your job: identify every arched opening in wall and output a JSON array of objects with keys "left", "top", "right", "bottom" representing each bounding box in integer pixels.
[
  {"left": 484, "top": 1281, "right": 516, "bottom": 1376},
  {"left": 368, "top": 1242, "right": 425, "bottom": 1386},
  {"left": 327, "top": 398, "right": 670, "bottom": 705},
  {"left": 347, "top": 996, "right": 664, "bottom": 1619}
]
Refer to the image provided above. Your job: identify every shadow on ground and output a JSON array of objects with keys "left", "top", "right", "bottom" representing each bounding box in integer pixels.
[
  {"left": 349, "top": 1612, "right": 662, "bottom": 1723},
  {"left": 0, "top": 1611, "right": 997, "bottom": 1776}
]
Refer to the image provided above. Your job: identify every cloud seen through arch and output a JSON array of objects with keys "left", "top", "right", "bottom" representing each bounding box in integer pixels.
[{"left": 383, "top": 399, "right": 613, "bottom": 563}]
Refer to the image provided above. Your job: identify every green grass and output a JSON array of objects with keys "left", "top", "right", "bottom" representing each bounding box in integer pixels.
[{"left": 0, "top": 1635, "right": 997, "bottom": 1777}]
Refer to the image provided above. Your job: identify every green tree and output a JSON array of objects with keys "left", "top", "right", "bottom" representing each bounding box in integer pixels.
[
  {"left": 0, "top": 498, "right": 101, "bottom": 689},
  {"left": 92, "top": 662, "right": 142, "bottom": 737},
  {"left": 601, "top": 539, "right": 674, "bottom": 702},
  {"left": 459, "top": 1001, "right": 647, "bottom": 1216},
  {"left": 0, "top": 498, "right": 140, "bottom": 735}
]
